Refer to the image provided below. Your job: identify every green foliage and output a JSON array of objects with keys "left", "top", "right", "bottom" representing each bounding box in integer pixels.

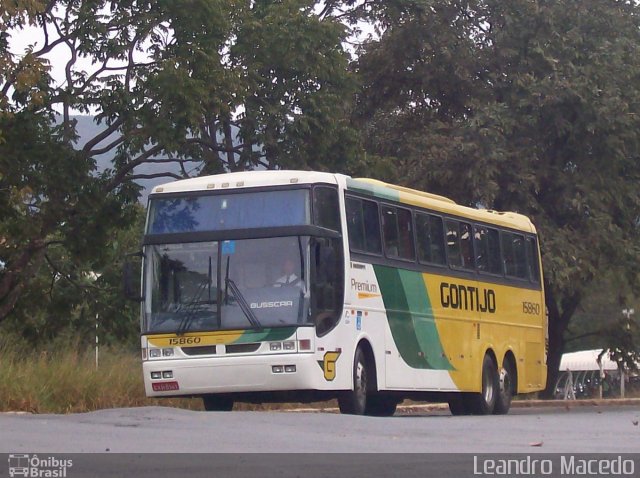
[
  {"left": 1, "top": 203, "right": 145, "bottom": 348},
  {"left": 0, "top": 0, "right": 360, "bottom": 337}
]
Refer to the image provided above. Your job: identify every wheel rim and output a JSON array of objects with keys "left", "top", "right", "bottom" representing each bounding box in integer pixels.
[
  {"left": 500, "top": 368, "right": 511, "bottom": 397},
  {"left": 483, "top": 366, "right": 495, "bottom": 405}
]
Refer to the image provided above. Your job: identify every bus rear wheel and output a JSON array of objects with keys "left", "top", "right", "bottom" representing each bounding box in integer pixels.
[
  {"left": 202, "top": 394, "right": 234, "bottom": 411},
  {"left": 338, "top": 347, "right": 369, "bottom": 415},
  {"left": 494, "top": 359, "right": 516, "bottom": 415},
  {"left": 464, "top": 354, "right": 498, "bottom": 415}
]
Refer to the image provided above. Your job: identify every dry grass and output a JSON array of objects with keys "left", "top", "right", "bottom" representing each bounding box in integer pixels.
[
  {"left": 0, "top": 338, "right": 333, "bottom": 414},
  {"left": 0, "top": 340, "right": 206, "bottom": 413}
]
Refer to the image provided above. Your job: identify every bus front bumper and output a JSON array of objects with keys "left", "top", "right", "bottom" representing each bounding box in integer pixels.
[{"left": 143, "top": 353, "right": 324, "bottom": 397}]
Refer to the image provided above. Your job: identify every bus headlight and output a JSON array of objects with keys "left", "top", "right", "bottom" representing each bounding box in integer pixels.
[
  {"left": 268, "top": 341, "right": 302, "bottom": 352},
  {"left": 148, "top": 348, "right": 174, "bottom": 358}
]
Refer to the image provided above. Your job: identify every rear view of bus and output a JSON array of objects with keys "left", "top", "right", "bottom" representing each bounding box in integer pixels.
[{"left": 139, "top": 171, "right": 346, "bottom": 411}]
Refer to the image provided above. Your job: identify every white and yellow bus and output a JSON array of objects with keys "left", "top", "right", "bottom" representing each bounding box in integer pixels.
[{"left": 136, "top": 170, "right": 546, "bottom": 415}]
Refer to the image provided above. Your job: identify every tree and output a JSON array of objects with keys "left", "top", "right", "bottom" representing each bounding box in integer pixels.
[
  {"left": 2, "top": 205, "right": 146, "bottom": 348},
  {"left": 354, "top": 0, "right": 640, "bottom": 395},
  {"left": 0, "top": 0, "right": 357, "bottom": 326}
]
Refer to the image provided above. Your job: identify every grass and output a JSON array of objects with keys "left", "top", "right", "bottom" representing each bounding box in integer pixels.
[
  {"left": 0, "top": 338, "right": 336, "bottom": 414},
  {"left": 0, "top": 340, "right": 204, "bottom": 413}
]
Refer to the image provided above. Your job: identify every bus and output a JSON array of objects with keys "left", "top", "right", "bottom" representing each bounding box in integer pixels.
[{"left": 132, "top": 170, "right": 546, "bottom": 415}]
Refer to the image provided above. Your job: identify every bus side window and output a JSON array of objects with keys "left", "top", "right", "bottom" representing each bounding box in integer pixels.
[
  {"left": 313, "top": 186, "right": 341, "bottom": 232},
  {"left": 345, "top": 197, "right": 365, "bottom": 252},
  {"left": 362, "top": 200, "right": 382, "bottom": 254},
  {"left": 459, "top": 222, "right": 474, "bottom": 269},
  {"left": 502, "top": 232, "right": 528, "bottom": 279},
  {"left": 345, "top": 196, "right": 381, "bottom": 255},
  {"left": 382, "top": 205, "right": 415, "bottom": 260},
  {"left": 397, "top": 207, "right": 415, "bottom": 260},
  {"left": 446, "top": 220, "right": 474, "bottom": 270},
  {"left": 382, "top": 205, "right": 400, "bottom": 257},
  {"left": 416, "top": 213, "right": 446, "bottom": 265},
  {"left": 475, "top": 226, "right": 502, "bottom": 275},
  {"left": 526, "top": 237, "right": 541, "bottom": 283},
  {"left": 445, "top": 220, "right": 463, "bottom": 268}
]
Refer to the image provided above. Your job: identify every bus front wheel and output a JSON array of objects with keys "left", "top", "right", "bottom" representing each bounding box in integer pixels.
[
  {"left": 338, "top": 347, "right": 369, "bottom": 415},
  {"left": 202, "top": 394, "right": 234, "bottom": 411},
  {"left": 366, "top": 394, "right": 398, "bottom": 417}
]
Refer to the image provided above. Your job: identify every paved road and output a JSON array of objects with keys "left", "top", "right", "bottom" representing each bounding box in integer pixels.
[{"left": 1, "top": 405, "right": 638, "bottom": 454}]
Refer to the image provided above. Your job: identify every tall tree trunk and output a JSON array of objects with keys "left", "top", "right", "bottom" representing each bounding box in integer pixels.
[{"left": 540, "top": 286, "right": 580, "bottom": 398}]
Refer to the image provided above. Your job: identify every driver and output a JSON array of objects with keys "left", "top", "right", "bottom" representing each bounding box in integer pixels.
[{"left": 274, "top": 258, "right": 305, "bottom": 291}]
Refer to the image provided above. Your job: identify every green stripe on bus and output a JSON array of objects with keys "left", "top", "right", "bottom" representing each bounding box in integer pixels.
[
  {"left": 233, "top": 327, "right": 297, "bottom": 344},
  {"left": 346, "top": 178, "right": 399, "bottom": 202},
  {"left": 374, "top": 265, "right": 453, "bottom": 370}
]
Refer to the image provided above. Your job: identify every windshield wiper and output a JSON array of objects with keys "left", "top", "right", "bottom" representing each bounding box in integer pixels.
[
  {"left": 224, "top": 256, "right": 262, "bottom": 330},
  {"left": 225, "top": 278, "right": 262, "bottom": 329},
  {"left": 177, "top": 257, "right": 217, "bottom": 335}
]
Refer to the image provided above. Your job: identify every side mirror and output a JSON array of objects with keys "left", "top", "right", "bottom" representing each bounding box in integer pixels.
[{"left": 123, "top": 252, "right": 143, "bottom": 302}]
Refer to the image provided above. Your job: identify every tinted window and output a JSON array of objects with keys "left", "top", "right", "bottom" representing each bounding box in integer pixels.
[
  {"left": 345, "top": 197, "right": 382, "bottom": 255},
  {"left": 474, "top": 226, "right": 502, "bottom": 275},
  {"left": 382, "top": 206, "right": 415, "bottom": 260},
  {"left": 446, "top": 220, "right": 474, "bottom": 270},
  {"left": 313, "top": 187, "right": 341, "bottom": 232},
  {"left": 415, "top": 213, "right": 446, "bottom": 265},
  {"left": 501, "top": 232, "right": 528, "bottom": 279},
  {"left": 148, "top": 189, "right": 310, "bottom": 234},
  {"left": 526, "top": 237, "right": 541, "bottom": 283}
]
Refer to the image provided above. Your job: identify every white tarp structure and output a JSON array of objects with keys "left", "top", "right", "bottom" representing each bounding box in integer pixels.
[
  {"left": 559, "top": 349, "right": 618, "bottom": 372},
  {"left": 557, "top": 348, "right": 639, "bottom": 399}
]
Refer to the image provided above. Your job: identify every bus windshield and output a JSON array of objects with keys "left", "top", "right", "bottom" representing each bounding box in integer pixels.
[{"left": 144, "top": 237, "right": 312, "bottom": 333}]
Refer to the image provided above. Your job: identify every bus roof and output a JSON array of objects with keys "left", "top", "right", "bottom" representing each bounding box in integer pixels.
[
  {"left": 348, "top": 177, "right": 536, "bottom": 233},
  {"left": 151, "top": 170, "right": 343, "bottom": 194},
  {"left": 150, "top": 170, "right": 536, "bottom": 233}
]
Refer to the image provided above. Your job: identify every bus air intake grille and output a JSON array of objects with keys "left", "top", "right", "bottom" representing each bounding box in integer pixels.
[
  {"left": 225, "top": 343, "right": 261, "bottom": 354},
  {"left": 181, "top": 346, "right": 217, "bottom": 356}
]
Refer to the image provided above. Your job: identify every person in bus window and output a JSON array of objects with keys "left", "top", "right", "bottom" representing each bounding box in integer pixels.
[{"left": 274, "top": 258, "right": 304, "bottom": 289}]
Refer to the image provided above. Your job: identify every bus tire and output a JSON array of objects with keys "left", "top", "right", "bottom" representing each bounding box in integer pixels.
[
  {"left": 448, "top": 395, "right": 469, "bottom": 416},
  {"left": 494, "top": 358, "right": 516, "bottom": 415},
  {"left": 202, "top": 394, "right": 234, "bottom": 411},
  {"left": 464, "top": 354, "right": 498, "bottom": 415},
  {"left": 338, "top": 346, "right": 369, "bottom": 415},
  {"left": 365, "top": 394, "right": 398, "bottom": 417}
]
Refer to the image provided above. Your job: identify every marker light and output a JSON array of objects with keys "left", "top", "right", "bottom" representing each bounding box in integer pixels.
[{"left": 299, "top": 340, "right": 311, "bottom": 351}]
